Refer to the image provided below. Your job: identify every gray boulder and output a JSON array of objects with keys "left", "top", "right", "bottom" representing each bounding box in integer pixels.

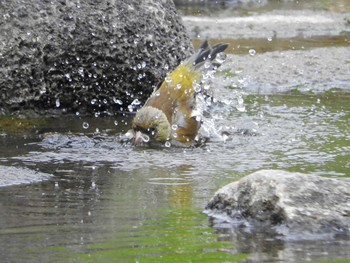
[
  {"left": 0, "top": 0, "right": 193, "bottom": 116},
  {"left": 206, "top": 170, "right": 350, "bottom": 239}
]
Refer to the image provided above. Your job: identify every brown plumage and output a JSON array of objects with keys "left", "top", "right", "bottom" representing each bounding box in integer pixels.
[{"left": 131, "top": 40, "right": 229, "bottom": 146}]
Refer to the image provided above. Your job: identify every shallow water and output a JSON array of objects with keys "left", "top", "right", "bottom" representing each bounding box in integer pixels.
[
  {"left": 1, "top": 1, "right": 350, "bottom": 262},
  {"left": 0, "top": 92, "right": 349, "bottom": 262}
]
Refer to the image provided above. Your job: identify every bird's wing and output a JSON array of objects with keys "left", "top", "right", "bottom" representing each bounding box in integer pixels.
[
  {"left": 170, "top": 95, "right": 201, "bottom": 143},
  {"left": 145, "top": 64, "right": 201, "bottom": 121}
]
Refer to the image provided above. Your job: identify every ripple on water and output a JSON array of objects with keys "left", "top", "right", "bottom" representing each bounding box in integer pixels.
[{"left": 0, "top": 165, "right": 52, "bottom": 187}]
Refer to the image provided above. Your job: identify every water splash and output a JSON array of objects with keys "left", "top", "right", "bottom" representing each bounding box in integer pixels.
[
  {"left": 82, "top": 122, "right": 89, "bottom": 129},
  {"left": 249, "top": 49, "right": 256, "bottom": 56}
]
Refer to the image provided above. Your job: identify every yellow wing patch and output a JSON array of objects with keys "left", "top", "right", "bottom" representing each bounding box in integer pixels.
[{"left": 167, "top": 64, "right": 201, "bottom": 98}]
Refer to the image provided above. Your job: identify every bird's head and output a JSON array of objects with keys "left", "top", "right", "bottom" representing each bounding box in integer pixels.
[{"left": 131, "top": 106, "right": 171, "bottom": 145}]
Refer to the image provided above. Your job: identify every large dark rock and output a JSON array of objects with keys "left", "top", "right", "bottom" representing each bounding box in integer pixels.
[
  {"left": 0, "top": 0, "right": 193, "bottom": 116},
  {"left": 206, "top": 170, "right": 350, "bottom": 239}
]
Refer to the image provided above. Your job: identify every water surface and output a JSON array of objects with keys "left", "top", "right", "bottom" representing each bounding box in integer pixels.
[{"left": 0, "top": 92, "right": 349, "bottom": 262}]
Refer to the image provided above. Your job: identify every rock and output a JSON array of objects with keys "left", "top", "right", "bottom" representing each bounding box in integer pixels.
[
  {"left": 206, "top": 170, "right": 350, "bottom": 239},
  {"left": 0, "top": 0, "right": 193, "bottom": 116}
]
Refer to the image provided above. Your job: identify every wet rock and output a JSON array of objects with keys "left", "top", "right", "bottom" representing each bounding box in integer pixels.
[
  {"left": 206, "top": 170, "right": 350, "bottom": 239},
  {"left": 0, "top": 0, "right": 193, "bottom": 116}
]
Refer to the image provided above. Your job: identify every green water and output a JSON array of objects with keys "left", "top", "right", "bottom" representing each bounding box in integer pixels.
[{"left": 0, "top": 93, "right": 349, "bottom": 262}]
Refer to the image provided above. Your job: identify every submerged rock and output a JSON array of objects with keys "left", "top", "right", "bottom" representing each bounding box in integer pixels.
[
  {"left": 206, "top": 170, "right": 350, "bottom": 239},
  {"left": 0, "top": 0, "right": 193, "bottom": 116}
]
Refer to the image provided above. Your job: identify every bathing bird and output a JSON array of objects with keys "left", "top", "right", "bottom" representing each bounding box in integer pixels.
[{"left": 130, "top": 40, "right": 229, "bottom": 146}]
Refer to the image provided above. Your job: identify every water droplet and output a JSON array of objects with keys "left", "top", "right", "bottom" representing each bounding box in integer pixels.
[
  {"left": 82, "top": 122, "right": 89, "bottom": 129},
  {"left": 176, "top": 83, "right": 182, "bottom": 90},
  {"left": 128, "top": 105, "right": 134, "bottom": 112},
  {"left": 173, "top": 133, "right": 178, "bottom": 138},
  {"left": 193, "top": 82, "right": 201, "bottom": 93},
  {"left": 78, "top": 68, "right": 84, "bottom": 77},
  {"left": 113, "top": 98, "right": 123, "bottom": 105},
  {"left": 141, "top": 61, "right": 146, "bottom": 68},
  {"left": 65, "top": 73, "right": 71, "bottom": 80},
  {"left": 171, "top": 124, "right": 178, "bottom": 130},
  {"left": 195, "top": 116, "right": 201, "bottom": 122},
  {"left": 236, "top": 104, "right": 246, "bottom": 112},
  {"left": 237, "top": 96, "right": 244, "bottom": 104},
  {"left": 114, "top": 120, "right": 118, "bottom": 126},
  {"left": 131, "top": 99, "right": 141, "bottom": 106},
  {"left": 55, "top": 98, "right": 60, "bottom": 108},
  {"left": 249, "top": 49, "right": 256, "bottom": 56},
  {"left": 165, "top": 76, "right": 172, "bottom": 83},
  {"left": 165, "top": 141, "right": 171, "bottom": 147},
  {"left": 94, "top": 112, "right": 100, "bottom": 117},
  {"left": 54, "top": 182, "right": 59, "bottom": 188},
  {"left": 40, "top": 87, "right": 46, "bottom": 94},
  {"left": 237, "top": 77, "right": 246, "bottom": 84},
  {"left": 164, "top": 64, "right": 169, "bottom": 71},
  {"left": 267, "top": 37, "right": 273, "bottom": 42},
  {"left": 203, "top": 83, "right": 210, "bottom": 90},
  {"left": 141, "top": 134, "right": 150, "bottom": 142},
  {"left": 91, "top": 98, "right": 97, "bottom": 105},
  {"left": 215, "top": 52, "right": 227, "bottom": 63},
  {"left": 317, "top": 98, "right": 321, "bottom": 104},
  {"left": 91, "top": 181, "right": 96, "bottom": 189},
  {"left": 204, "top": 61, "right": 211, "bottom": 69}
]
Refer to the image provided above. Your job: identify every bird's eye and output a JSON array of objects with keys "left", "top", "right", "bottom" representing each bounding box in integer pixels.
[
  {"left": 147, "top": 127, "right": 157, "bottom": 136},
  {"left": 135, "top": 126, "right": 157, "bottom": 136}
]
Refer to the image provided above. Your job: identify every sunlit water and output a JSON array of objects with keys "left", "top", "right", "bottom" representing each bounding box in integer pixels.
[{"left": 0, "top": 90, "right": 349, "bottom": 262}]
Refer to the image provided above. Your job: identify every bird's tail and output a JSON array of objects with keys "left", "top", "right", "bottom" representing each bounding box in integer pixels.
[
  {"left": 163, "top": 40, "right": 229, "bottom": 99},
  {"left": 187, "top": 40, "right": 229, "bottom": 70}
]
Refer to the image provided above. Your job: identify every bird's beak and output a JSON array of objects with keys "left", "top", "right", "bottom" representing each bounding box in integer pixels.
[{"left": 133, "top": 131, "right": 150, "bottom": 146}]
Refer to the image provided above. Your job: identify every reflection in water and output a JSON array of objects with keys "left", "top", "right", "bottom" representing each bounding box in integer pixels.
[
  {"left": 1, "top": 0, "right": 350, "bottom": 260},
  {"left": 0, "top": 94, "right": 349, "bottom": 262}
]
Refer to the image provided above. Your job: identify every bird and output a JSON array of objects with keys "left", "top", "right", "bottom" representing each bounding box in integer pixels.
[{"left": 130, "top": 40, "right": 229, "bottom": 146}]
